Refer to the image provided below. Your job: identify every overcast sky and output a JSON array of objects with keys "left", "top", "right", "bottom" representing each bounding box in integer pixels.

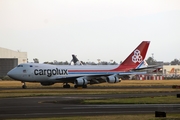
[{"left": 0, "top": 0, "right": 180, "bottom": 63}]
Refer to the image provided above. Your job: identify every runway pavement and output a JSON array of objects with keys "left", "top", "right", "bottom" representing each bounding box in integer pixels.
[
  {"left": 0, "top": 91, "right": 180, "bottom": 119},
  {"left": 0, "top": 85, "right": 172, "bottom": 90}
]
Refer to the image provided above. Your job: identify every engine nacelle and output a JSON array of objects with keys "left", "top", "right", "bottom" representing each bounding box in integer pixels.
[
  {"left": 74, "top": 78, "right": 88, "bottom": 86},
  {"left": 40, "top": 82, "right": 55, "bottom": 86},
  {"left": 107, "top": 76, "right": 120, "bottom": 83}
]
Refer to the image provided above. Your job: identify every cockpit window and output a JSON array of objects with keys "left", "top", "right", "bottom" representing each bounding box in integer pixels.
[
  {"left": 17, "top": 65, "right": 23, "bottom": 67},
  {"left": 30, "top": 65, "right": 33, "bottom": 67}
]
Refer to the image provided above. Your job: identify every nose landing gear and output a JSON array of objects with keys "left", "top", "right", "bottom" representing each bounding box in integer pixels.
[{"left": 22, "top": 82, "right": 27, "bottom": 89}]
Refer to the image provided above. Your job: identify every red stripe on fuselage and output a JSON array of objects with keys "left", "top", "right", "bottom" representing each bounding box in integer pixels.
[{"left": 68, "top": 65, "right": 134, "bottom": 72}]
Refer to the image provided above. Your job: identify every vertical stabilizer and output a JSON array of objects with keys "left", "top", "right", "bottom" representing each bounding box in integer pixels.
[
  {"left": 71, "top": 54, "right": 83, "bottom": 65},
  {"left": 113, "top": 41, "right": 150, "bottom": 71}
]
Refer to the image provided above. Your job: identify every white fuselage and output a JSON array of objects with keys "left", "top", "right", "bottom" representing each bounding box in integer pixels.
[{"left": 7, "top": 63, "right": 121, "bottom": 82}]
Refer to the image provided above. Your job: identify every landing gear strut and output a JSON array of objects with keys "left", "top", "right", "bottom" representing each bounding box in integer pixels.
[
  {"left": 63, "top": 83, "right": 70, "bottom": 88},
  {"left": 22, "top": 82, "right": 27, "bottom": 89}
]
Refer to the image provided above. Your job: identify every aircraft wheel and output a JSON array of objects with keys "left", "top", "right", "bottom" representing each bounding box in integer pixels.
[
  {"left": 67, "top": 84, "right": 70, "bottom": 88},
  {"left": 63, "top": 84, "right": 70, "bottom": 88},
  {"left": 63, "top": 83, "right": 70, "bottom": 88},
  {"left": 74, "top": 85, "right": 77, "bottom": 88},
  {"left": 83, "top": 85, "right": 87, "bottom": 88},
  {"left": 22, "top": 85, "right": 27, "bottom": 89}
]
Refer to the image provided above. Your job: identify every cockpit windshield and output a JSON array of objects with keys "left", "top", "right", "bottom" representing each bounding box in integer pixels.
[
  {"left": 17, "top": 65, "right": 33, "bottom": 67},
  {"left": 17, "top": 65, "right": 23, "bottom": 67}
]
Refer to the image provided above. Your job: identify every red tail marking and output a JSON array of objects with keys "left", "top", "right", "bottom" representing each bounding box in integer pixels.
[{"left": 112, "top": 41, "right": 150, "bottom": 71}]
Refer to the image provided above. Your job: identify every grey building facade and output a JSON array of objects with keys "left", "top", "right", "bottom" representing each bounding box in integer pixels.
[
  {"left": 0, "top": 58, "right": 18, "bottom": 77},
  {"left": 0, "top": 47, "right": 27, "bottom": 78}
]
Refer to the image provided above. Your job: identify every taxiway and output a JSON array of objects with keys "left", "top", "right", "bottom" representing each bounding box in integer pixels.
[{"left": 0, "top": 91, "right": 180, "bottom": 119}]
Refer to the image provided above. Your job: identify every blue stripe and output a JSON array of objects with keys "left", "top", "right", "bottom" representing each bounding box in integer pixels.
[{"left": 136, "top": 61, "right": 144, "bottom": 69}]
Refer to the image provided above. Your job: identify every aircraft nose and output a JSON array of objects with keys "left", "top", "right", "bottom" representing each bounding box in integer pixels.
[
  {"left": 7, "top": 69, "right": 17, "bottom": 79},
  {"left": 7, "top": 70, "right": 13, "bottom": 77}
]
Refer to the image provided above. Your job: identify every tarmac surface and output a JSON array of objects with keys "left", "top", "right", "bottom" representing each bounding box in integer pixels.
[
  {"left": 0, "top": 91, "right": 180, "bottom": 119},
  {"left": 0, "top": 85, "right": 172, "bottom": 90}
]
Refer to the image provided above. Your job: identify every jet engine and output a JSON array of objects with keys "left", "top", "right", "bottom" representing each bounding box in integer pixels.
[
  {"left": 40, "top": 82, "right": 55, "bottom": 86},
  {"left": 74, "top": 77, "right": 88, "bottom": 86},
  {"left": 107, "top": 76, "right": 120, "bottom": 83}
]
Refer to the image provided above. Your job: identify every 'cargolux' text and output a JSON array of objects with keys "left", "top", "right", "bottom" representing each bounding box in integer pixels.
[{"left": 34, "top": 68, "right": 68, "bottom": 77}]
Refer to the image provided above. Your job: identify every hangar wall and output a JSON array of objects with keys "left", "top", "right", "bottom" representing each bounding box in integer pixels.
[
  {"left": 0, "top": 58, "right": 18, "bottom": 77},
  {"left": 0, "top": 47, "right": 27, "bottom": 64},
  {"left": 0, "top": 47, "right": 27, "bottom": 77}
]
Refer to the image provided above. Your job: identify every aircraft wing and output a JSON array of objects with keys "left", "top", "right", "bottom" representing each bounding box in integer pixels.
[
  {"left": 132, "top": 65, "right": 162, "bottom": 71},
  {"left": 50, "top": 71, "right": 147, "bottom": 84}
]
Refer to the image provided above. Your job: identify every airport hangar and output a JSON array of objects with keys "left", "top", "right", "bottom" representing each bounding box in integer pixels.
[{"left": 0, "top": 47, "right": 27, "bottom": 78}]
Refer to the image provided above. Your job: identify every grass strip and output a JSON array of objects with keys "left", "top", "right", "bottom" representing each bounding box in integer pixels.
[
  {"left": 0, "top": 88, "right": 179, "bottom": 98},
  {"left": 1, "top": 80, "right": 180, "bottom": 88},
  {"left": 82, "top": 96, "right": 180, "bottom": 104},
  {"left": 41, "top": 95, "right": 180, "bottom": 104}
]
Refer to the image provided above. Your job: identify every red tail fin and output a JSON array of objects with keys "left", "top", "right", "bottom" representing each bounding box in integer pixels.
[{"left": 113, "top": 41, "right": 150, "bottom": 71}]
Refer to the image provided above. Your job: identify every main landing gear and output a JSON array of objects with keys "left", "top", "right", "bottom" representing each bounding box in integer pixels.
[
  {"left": 22, "top": 82, "right": 27, "bottom": 89},
  {"left": 63, "top": 83, "right": 70, "bottom": 88},
  {"left": 63, "top": 83, "right": 87, "bottom": 88}
]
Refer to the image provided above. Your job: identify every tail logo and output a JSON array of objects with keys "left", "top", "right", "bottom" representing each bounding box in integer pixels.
[{"left": 132, "top": 49, "right": 143, "bottom": 63}]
